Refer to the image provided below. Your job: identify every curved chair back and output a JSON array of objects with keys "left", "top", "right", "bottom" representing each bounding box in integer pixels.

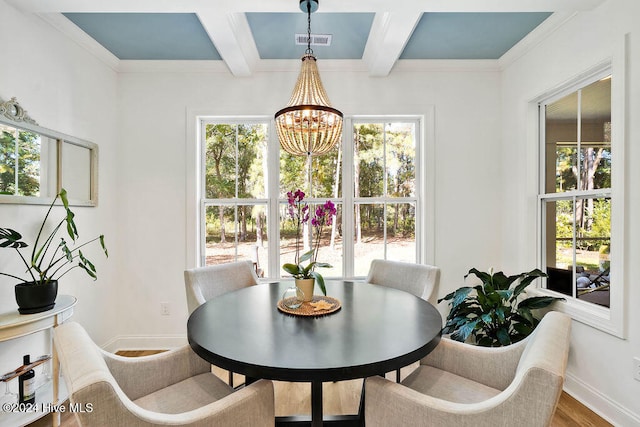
[
  {"left": 185, "top": 260, "right": 259, "bottom": 314},
  {"left": 54, "top": 322, "right": 275, "bottom": 426},
  {"left": 366, "top": 259, "right": 440, "bottom": 301},
  {"left": 364, "top": 311, "right": 571, "bottom": 427}
]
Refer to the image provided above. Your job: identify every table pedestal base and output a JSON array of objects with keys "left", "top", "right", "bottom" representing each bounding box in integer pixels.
[{"left": 273, "top": 380, "right": 365, "bottom": 427}]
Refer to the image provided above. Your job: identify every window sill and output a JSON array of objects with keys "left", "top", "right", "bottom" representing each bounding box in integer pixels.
[{"left": 531, "top": 287, "right": 624, "bottom": 339}]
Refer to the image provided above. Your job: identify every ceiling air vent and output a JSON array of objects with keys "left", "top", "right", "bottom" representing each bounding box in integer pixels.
[{"left": 295, "top": 34, "right": 332, "bottom": 46}]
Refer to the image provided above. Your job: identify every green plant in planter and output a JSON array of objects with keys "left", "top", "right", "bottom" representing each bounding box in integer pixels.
[
  {"left": 438, "top": 268, "right": 564, "bottom": 347},
  {"left": 0, "top": 188, "right": 108, "bottom": 285}
]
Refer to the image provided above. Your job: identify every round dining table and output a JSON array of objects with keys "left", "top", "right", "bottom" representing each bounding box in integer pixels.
[{"left": 188, "top": 280, "right": 442, "bottom": 427}]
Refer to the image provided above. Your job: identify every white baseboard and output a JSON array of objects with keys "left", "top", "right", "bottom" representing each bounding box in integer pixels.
[
  {"left": 101, "top": 334, "right": 187, "bottom": 353},
  {"left": 564, "top": 372, "right": 640, "bottom": 427}
]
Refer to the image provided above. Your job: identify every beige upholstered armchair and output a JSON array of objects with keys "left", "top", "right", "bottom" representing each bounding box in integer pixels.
[
  {"left": 184, "top": 260, "right": 259, "bottom": 387},
  {"left": 184, "top": 260, "right": 259, "bottom": 315},
  {"left": 365, "top": 311, "right": 571, "bottom": 427},
  {"left": 366, "top": 259, "right": 441, "bottom": 382},
  {"left": 366, "top": 259, "right": 440, "bottom": 302},
  {"left": 54, "top": 322, "right": 275, "bottom": 426}
]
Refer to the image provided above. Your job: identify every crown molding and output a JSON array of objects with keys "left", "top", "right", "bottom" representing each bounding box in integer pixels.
[
  {"left": 498, "top": 11, "right": 579, "bottom": 69},
  {"left": 117, "top": 60, "right": 228, "bottom": 73},
  {"left": 37, "top": 12, "right": 120, "bottom": 71}
]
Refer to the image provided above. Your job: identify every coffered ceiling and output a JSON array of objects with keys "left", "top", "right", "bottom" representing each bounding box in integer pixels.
[{"left": 7, "top": 0, "right": 606, "bottom": 76}]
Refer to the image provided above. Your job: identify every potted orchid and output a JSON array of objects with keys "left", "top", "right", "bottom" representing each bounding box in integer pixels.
[{"left": 282, "top": 189, "right": 336, "bottom": 300}]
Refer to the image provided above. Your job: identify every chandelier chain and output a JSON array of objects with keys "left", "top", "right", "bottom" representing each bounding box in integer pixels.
[{"left": 306, "top": 1, "right": 313, "bottom": 55}]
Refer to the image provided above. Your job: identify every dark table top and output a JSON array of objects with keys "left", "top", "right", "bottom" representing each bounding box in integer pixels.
[{"left": 188, "top": 281, "right": 442, "bottom": 383}]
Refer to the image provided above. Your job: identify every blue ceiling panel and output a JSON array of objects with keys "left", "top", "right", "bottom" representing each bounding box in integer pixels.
[
  {"left": 400, "top": 12, "right": 552, "bottom": 59},
  {"left": 63, "top": 13, "right": 221, "bottom": 60},
  {"left": 246, "top": 12, "right": 374, "bottom": 60}
]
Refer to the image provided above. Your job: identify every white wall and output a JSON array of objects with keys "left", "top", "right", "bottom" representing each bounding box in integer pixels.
[
  {"left": 116, "top": 64, "right": 504, "bottom": 340},
  {"left": 0, "top": 0, "right": 119, "bottom": 374},
  {"left": 501, "top": 0, "right": 640, "bottom": 423},
  {"left": 6, "top": 0, "right": 637, "bottom": 423}
]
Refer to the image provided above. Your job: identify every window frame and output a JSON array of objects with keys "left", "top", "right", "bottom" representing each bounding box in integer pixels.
[
  {"left": 187, "top": 112, "right": 434, "bottom": 281},
  {"left": 534, "top": 60, "right": 626, "bottom": 338},
  {"left": 349, "top": 118, "right": 423, "bottom": 276},
  {"left": 198, "top": 118, "right": 273, "bottom": 272}
]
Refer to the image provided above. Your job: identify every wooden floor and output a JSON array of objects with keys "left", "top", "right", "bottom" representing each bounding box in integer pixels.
[{"left": 29, "top": 351, "right": 612, "bottom": 427}]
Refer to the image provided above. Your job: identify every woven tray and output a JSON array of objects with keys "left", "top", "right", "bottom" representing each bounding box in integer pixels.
[{"left": 277, "top": 295, "right": 341, "bottom": 317}]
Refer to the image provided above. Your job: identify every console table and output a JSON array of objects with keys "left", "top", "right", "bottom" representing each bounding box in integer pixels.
[{"left": 0, "top": 295, "right": 76, "bottom": 427}]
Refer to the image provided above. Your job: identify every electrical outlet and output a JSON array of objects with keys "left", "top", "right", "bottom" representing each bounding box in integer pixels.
[
  {"left": 634, "top": 357, "right": 640, "bottom": 381},
  {"left": 160, "top": 302, "right": 170, "bottom": 316}
]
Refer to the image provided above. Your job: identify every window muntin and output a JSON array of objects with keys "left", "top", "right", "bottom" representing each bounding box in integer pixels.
[{"left": 540, "top": 75, "right": 612, "bottom": 308}]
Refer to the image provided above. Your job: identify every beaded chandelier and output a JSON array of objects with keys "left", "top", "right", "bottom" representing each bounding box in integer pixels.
[{"left": 275, "top": 0, "right": 343, "bottom": 157}]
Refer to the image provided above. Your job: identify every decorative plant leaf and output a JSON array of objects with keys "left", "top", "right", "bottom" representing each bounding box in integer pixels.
[
  {"left": 438, "top": 290, "right": 456, "bottom": 303},
  {"left": 65, "top": 210, "right": 77, "bottom": 241},
  {"left": 451, "top": 319, "right": 479, "bottom": 342},
  {"left": 452, "top": 287, "right": 473, "bottom": 307},
  {"left": 496, "top": 328, "right": 511, "bottom": 346},
  {"left": 517, "top": 296, "right": 564, "bottom": 310},
  {"left": 440, "top": 267, "right": 556, "bottom": 347},
  {"left": 490, "top": 271, "right": 515, "bottom": 290},
  {"left": 303, "top": 262, "right": 315, "bottom": 275},
  {"left": 313, "top": 262, "right": 332, "bottom": 269},
  {"left": 60, "top": 239, "right": 73, "bottom": 262},
  {"left": 496, "top": 289, "right": 512, "bottom": 301},
  {"left": 486, "top": 291, "right": 502, "bottom": 306},
  {"left": 495, "top": 306, "right": 507, "bottom": 322},
  {"left": 299, "top": 249, "right": 314, "bottom": 263},
  {"left": 515, "top": 308, "right": 536, "bottom": 326},
  {"left": 480, "top": 313, "right": 493, "bottom": 325},
  {"left": 60, "top": 188, "right": 78, "bottom": 241},
  {"left": 464, "top": 268, "right": 492, "bottom": 283},
  {"left": 475, "top": 287, "right": 495, "bottom": 310},
  {"left": 79, "top": 250, "right": 96, "bottom": 272},
  {"left": 512, "top": 322, "right": 534, "bottom": 337},
  {"left": 60, "top": 188, "right": 69, "bottom": 209},
  {"left": 310, "top": 271, "right": 327, "bottom": 295},
  {"left": 0, "top": 228, "right": 27, "bottom": 248},
  {"left": 477, "top": 336, "right": 494, "bottom": 347},
  {"left": 282, "top": 263, "right": 302, "bottom": 275},
  {"left": 511, "top": 269, "right": 547, "bottom": 299},
  {"left": 78, "top": 250, "right": 97, "bottom": 280},
  {"left": 99, "top": 235, "right": 109, "bottom": 257},
  {"left": 78, "top": 261, "right": 97, "bottom": 279}
]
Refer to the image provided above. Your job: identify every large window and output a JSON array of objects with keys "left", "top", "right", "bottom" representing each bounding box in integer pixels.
[
  {"left": 352, "top": 122, "right": 418, "bottom": 276},
  {"left": 201, "top": 122, "right": 270, "bottom": 276},
  {"left": 539, "top": 71, "right": 613, "bottom": 309},
  {"left": 198, "top": 117, "right": 423, "bottom": 279}
]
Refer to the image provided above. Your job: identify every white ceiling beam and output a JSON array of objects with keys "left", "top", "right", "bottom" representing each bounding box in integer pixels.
[
  {"left": 363, "top": 12, "right": 422, "bottom": 77},
  {"left": 197, "top": 12, "right": 260, "bottom": 77}
]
